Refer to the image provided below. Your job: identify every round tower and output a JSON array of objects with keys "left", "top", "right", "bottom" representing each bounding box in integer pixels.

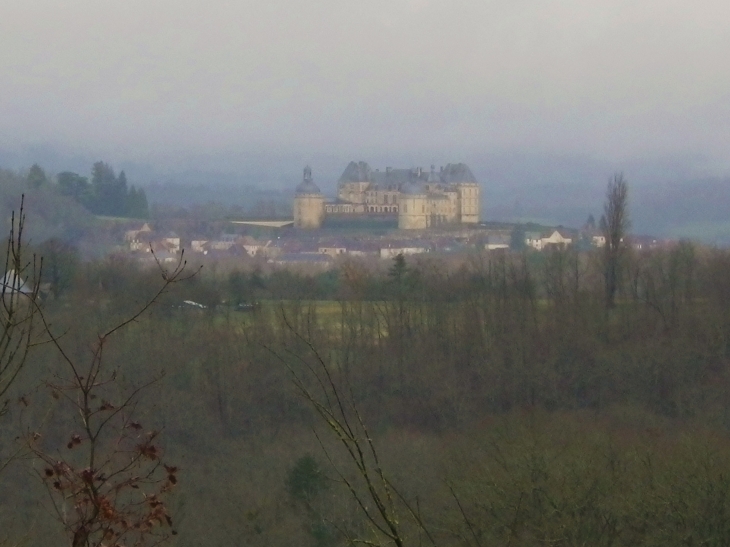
[
  {"left": 294, "top": 166, "right": 325, "bottom": 229},
  {"left": 398, "top": 181, "right": 428, "bottom": 230}
]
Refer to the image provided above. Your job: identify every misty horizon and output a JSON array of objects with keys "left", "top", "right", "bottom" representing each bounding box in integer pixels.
[
  {"left": 2, "top": 1, "right": 730, "bottom": 170},
  {"left": 3, "top": 1, "right": 730, "bottom": 242}
]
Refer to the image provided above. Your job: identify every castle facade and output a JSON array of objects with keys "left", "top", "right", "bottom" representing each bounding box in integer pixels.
[{"left": 294, "top": 161, "right": 480, "bottom": 230}]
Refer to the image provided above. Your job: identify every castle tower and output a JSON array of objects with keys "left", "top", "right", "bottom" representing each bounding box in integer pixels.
[
  {"left": 398, "top": 180, "right": 428, "bottom": 230},
  {"left": 442, "top": 163, "right": 480, "bottom": 223},
  {"left": 456, "top": 182, "right": 480, "bottom": 223},
  {"left": 293, "top": 166, "right": 325, "bottom": 229}
]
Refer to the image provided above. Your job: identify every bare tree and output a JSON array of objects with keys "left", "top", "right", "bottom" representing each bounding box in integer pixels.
[
  {"left": 600, "top": 173, "right": 630, "bottom": 309},
  {"left": 0, "top": 196, "right": 42, "bottom": 417},
  {"left": 26, "top": 250, "right": 195, "bottom": 547},
  {"left": 267, "top": 311, "right": 435, "bottom": 547}
]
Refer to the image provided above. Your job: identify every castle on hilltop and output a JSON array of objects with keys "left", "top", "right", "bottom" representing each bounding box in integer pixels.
[{"left": 293, "top": 161, "right": 480, "bottom": 230}]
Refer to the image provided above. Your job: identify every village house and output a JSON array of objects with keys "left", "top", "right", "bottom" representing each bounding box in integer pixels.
[
  {"left": 346, "top": 241, "right": 380, "bottom": 257},
  {"left": 209, "top": 234, "right": 239, "bottom": 251},
  {"left": 191, "top": 240, "right": 209, "bottom": 253},
  {"left": 541, "top": 229, "right": 573, "bottom": 249},
  {"left": 626, "top": 235, "right": 663, "bottom": 250},
  {"left": 319, "top": 246, "right": 347, "bottom": 258},
  {"left": 161, "top": 232, "right": 181, "bottom": 253},
  {"left": 124, "top": 223, "right": 153, "bottom": 251},
  {"left": 486, "top": 234, "right": 511, "bottom": 251},
  {"left": 240, "top": 236, "right": 273, "bottom": 257},
  {"left": 526, "top": 229, "right": 573, "bottom": 251},
  {"left": 592, "top": 235, "right": 606, "bottom": 247},
  {"left": 525, "top": 231, "right": 544, "bottom": 251}
]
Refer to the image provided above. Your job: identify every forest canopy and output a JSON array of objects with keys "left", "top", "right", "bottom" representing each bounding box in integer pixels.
[{"left": 57, "top": 161, "right": 149, "bottom": 218}]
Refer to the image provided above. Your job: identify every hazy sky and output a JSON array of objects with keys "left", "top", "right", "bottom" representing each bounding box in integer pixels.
[{"left": 2, "top": 0, "right": 729, "bottom": 169}]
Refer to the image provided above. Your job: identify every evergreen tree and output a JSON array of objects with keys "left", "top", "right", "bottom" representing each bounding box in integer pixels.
[
  {"left": 126, "top": 185, "right": 149, "bottom": 218},
  {"left": 586, "top": 213, "right": 597, "bottom": 230},
  {"left": 137, "top": 187, "right": 149, "bottom": 218},
  {"left": 510, "top": 225, "right": 527, "bottom": 251},
  {"left": 388, "top": 253, "right": 408, "bottom": 284},
  {"left": 127, "top": 186, "right": 138, "bottom": 217},
  {"left": 91, "top": 161, "right": 117, "bottom": 215},
  {"left": 27, "top": 164, "right": 47, "bottom": 188},
  {"left": 115, "top": 171, "right": 129, "bottom": 217},
  {"left": 57, "top": 172, "right": 93, "bottom": 209},
  {"left": 59, "top": 163, "right": 146, "bottom": 218},
  {"left": 91, "top": 161, "right": 116, "bottom": 187}
]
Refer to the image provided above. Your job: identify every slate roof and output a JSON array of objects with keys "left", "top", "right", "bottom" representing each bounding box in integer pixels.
[
  {"left": 295, "top": 166, "right": 322, "bottom": 195},
  {"left": 371, "top": 169, "right": 421, "bottom": 187},
  {"left": 338, "top": 161, "right": 373, "bottom": 184},
  {"left": 441, "top": 163, "right": 478, "bottom": 183},
  {"left": 339, "top": 161, "right": 478, "bottom": 187}
]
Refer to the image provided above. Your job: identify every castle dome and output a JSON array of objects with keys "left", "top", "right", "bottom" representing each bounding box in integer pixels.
[{"left": 295, "top": 166, "right": 322, "bottom": 195}]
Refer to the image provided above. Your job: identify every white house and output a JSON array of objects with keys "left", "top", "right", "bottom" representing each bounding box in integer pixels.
[
  {"left": 525, "top": 232, "right": 544, "bottom": 250},
  {"left": 525, "top": 230, "right": 573, "bottom": 251},
  {"left": 162, "top": 232, "right": 181, "bottom": 253},
  {"left": 486, "top": 234, "right": 510, "bottom": 251},
  {"left": 319, "top": 246, "right": 347, "bottom": 258},
  {"left": 1, "top": 270, "right": 30, "bottom": 295},
  {"left": 191, "top": 240, "right": 209, "bottom": 253},
  {"left": 125, "top": 223, "right": 153, "bottom": 251},
  {"left": 541, "top": 230, "right": 573, "bottom": 248},
  {"left": 240, "top": 237, "right": 273, "bottom": 257}
]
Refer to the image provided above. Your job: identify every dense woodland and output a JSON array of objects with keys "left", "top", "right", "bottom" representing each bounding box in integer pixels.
[
  {"left": 5, "top": 178, "right": 730, "bottom": 546},
  {"left": 57, "top": 161, "right": 149, "bottom": 219},
  {"left": 1, "top": 162, "right": 148, "bottom": 229}
]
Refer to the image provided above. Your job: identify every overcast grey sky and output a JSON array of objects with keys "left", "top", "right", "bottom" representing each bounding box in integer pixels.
[{"left": 1, "top": 0, "right": 729, "bottom": 170}]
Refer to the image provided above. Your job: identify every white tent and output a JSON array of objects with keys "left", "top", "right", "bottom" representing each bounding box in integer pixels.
[{"left": 1, "top": 269, "right": 30, "bottom": 294}]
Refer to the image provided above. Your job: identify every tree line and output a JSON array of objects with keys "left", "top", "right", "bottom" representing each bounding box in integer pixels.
[{"left": 27, "top": 161, "right": 149, "bottom": 218}]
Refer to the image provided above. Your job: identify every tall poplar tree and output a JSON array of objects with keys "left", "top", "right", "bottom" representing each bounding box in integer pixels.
[{"left": 600, "top": 173, "right": 630, "bottom": 309}]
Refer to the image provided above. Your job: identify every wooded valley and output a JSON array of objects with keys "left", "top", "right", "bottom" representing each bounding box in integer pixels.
[{"left": 4, "top": 201, "right": 730, "bottom": 545}]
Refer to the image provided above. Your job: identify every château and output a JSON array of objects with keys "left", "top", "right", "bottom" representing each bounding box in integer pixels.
[{"left": 294, "top": 161, "right": 480, "bottom": 230}]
